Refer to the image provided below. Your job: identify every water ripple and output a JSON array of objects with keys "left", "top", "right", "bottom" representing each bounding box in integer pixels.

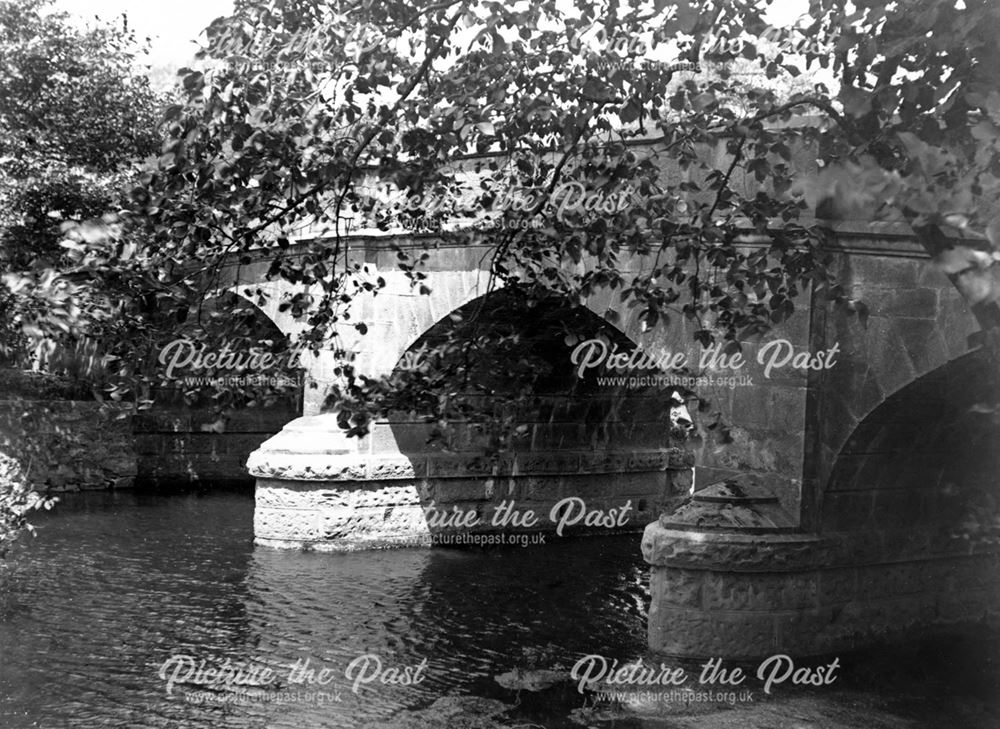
[{"left": 0, "top": 490, "right": 649, "bottom": 728}]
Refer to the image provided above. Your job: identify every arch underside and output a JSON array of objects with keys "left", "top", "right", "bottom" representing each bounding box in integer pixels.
[
  {"left": 823, "top": 348, "right": 999, "bottom": 535},
  {"left": 386, "top": 285, "right": 695, "bottom": 454}
]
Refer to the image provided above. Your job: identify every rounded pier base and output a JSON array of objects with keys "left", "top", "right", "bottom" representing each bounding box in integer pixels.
[
  {"left": 642, "top": 517, "right": 1000, "bottom": 659},
  {"left": 248, "top": 414, "right": 695, "bottom": 551}
]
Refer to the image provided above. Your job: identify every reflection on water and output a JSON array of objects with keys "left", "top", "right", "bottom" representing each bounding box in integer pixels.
[
  {"left": 3, "top": 490, "right": 999, "bottom": 729},
  {"left": 0, "top": 490, "right": 648, "bottom": 728}
]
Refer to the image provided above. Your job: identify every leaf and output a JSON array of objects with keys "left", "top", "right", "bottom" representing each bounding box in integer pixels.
[
  {"left": 971, "top": 120, "right": 1000, "bottom": 143},
  {"left": 619, "top": 97, "right": 643, "bottom": 123},
  {"left": 987, "top": 217, "right": 1000, "bottom": 249},
  {"left": 163, "top": 104, "right": 183, "bottom": 122},
  {"left": 840, "top": 86, "right": 872, "bottom": 118},
  {"left": 672, "top": 1, "right": 700, "bottom": 34},
  {"left": 691, "top": 92, "right": 716, "bottom": 112},
  {"left": 934, "top": 246, "right": 992, "bottom": 274},
  {"left": 747, "top": 157, "right": 771, "bottom": 182},
  {"left": 491, "top": 30, "right": 507, "bottom": 54}
]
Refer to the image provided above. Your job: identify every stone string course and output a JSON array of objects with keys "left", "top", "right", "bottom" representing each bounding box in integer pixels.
[{"left": 248, "top": 448, "right": 692, "bottom": 481}]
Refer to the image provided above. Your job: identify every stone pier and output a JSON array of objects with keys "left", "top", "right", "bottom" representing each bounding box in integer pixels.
[
  {"left": 642, "top": 510, "right": 1000, "bottom": 659},
  {"left": 640, "top": 265, "right": 1000, "bottom": 658},
  {"left": 249, "top": 412, "right": 694, "bottom": 550}
]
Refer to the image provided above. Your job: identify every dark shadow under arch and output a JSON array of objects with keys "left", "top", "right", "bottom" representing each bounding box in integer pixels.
[
  {"left": 133, "top": 290, "right": 302, "bottom": 490},
  {"left": 388, "top": 285, "right": 697, "bottom": 450},
  {"left": 157, "top": 290, "right": 302, "bottom": 409},
  {"left": 399, "top": 286, "right": 638, "bottom": 396},
  {"left": 822, "top": 347, "right": 1000, "bottom": 536}
]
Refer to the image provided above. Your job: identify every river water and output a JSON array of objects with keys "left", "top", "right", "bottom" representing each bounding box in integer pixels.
[
  {"left": 0, "top": 490, "right": 649, "bottom": 728},
  {"left": 1, "top": 490, "right": 998, "bottom": 729}
]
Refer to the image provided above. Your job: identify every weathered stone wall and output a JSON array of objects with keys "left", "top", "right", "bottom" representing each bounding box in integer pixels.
[
  {"left": 0, "top": 366, "right": 298, "bottom": 493},
  {"left": 0, "top": 397, "right": 293, "bottom": 492},
  {"left": 211, "top": 147, "right": 995, "bottom": 654},
  {"left": 0, "top": 400, "right": 136, "bottom": 491},
  {"left": 642, "top": 326, "right": 1000, "bottom": 659},
  {"left": 226, "top": 225, "right": 980, "bottom": 529},
  {"left": 684, "top": 310, "right": 811, "bottom": 520},
  {"left": 225, "top": 237, "right": 812, "bottom": 522},
  {"left": 133, "top": 402, "right": 298, "bottom": 489},
  {"left": 642, "top": 526, "right": 1000, "bottom": 658},
  {"left": 804, "top": 223, "right": 980, "bottom": 526}
]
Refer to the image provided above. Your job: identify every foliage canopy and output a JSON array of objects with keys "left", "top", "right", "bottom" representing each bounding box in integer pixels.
[{"left": 6, "top": 0, "right": 1000, "bottom": 440}]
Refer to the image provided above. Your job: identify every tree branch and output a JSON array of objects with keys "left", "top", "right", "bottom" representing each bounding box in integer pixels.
[{"left": 238, "top": 5, "right": 467, "bottom": 254}]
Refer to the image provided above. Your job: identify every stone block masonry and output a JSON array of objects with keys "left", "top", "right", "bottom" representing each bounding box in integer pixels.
[
  {"left": 249, "top": 413, "right": 695, "bottom": 550},
  {"left": 0, "top": 397, "right": 297, "bottom": 492},
  {"left": 641, "top": 340, "right": 1000, "bottom": 659},
  {"left": 133, "top": 401, "right": 299, "bottom": 489},
  {"left": 642, "top": 524, "right": 1000, "bottom": 659},
  {"left": 0, "top": 400, "right": 136, "bottom": 491},
  {"left": 220, "top": 165, "right": 998, "bottom": 657}
]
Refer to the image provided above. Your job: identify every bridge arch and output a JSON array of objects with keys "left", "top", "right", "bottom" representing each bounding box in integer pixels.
[
  {"left": 821, "top": 347, "right": 998, "bottom": 535},
  {"left": 248, "top": 283, "right": 697, "bottom": 550},
  {"left": 809, "top": 250, "right": 984, "bottom": 502},
  {"left": 384, "top": 284, "right": 698, "bottom": 453}
]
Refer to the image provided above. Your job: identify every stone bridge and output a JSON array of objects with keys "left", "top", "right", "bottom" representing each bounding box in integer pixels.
[{"left": 218, "top": 218, "right": 998, "bottom": 658}]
